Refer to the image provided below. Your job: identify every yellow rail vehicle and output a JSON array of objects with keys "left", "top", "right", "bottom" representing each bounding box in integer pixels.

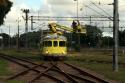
[
  {"left": 41, "top": 34, "right": 67, "bottom": 59},
  {"left": 40, "top": 20, "right": 86, "bottom": 60}
]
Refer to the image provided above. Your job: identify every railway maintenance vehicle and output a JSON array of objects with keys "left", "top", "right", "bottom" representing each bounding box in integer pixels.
[{"left": 40, "top": 20, "right": 86, "bottom": 60}]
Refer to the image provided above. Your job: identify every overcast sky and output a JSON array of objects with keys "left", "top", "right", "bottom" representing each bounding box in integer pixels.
[{"left": 1, "top": 0, "right": 125, "bottom": 37}]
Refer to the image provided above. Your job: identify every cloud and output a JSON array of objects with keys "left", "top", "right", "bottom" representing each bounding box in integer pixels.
[
  {"left": 3, "top": 1, "right": 31, "bottom": 35},
  {"left": 46, "top": 0, "right": 74, "bottom": 5},
  {"left": 1, "top": 0, "right": 125, "bottom": 36}
]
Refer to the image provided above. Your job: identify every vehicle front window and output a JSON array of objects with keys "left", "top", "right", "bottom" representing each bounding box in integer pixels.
[{"left": 54, "top": 41, "right": 58, "bottom": 47}]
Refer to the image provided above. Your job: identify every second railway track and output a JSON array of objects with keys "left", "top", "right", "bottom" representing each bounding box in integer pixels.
[{"left": 0, "top": 53, "right": 114, "bottom": 83}]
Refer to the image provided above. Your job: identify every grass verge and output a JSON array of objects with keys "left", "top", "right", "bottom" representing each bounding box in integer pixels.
[
  {"left": 0, "top": 59, "right": 10, "bottom": 76},
  {"left": 0, "top": 48, "right": 125, "bottom": 83}
]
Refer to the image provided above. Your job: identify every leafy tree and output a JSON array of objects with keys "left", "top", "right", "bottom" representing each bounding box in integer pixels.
[
  {"left": 20, "top": 31, "right": 41, "bottom": 48},
  {"left": 81, "top": 25, "right": 102, "bottom": 47},
  {"left": 27, "top": 31, "right": 41, "bottom": 48},
  {"left": 0, "top": 0, "right": 13, "bottom": 26},
  {"left": 11, "top": 34, "right": 16, "bottom": 47},
  {"left": 119, "top": 30, "right": 125, "bottom": 46},
  {"left": 0, "top": 33, "right": 11, "bottom": 47},
  {"left": 9, "top": 25, "right": 105, "bottom": 49},
  {"left": 102, "top": 36, "right": 113, "bottom": 47},
  {"left": 65, "top": 25, "right": 103, "bottom": 48}
]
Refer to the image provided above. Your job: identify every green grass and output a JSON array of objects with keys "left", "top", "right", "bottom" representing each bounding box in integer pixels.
[
  {"left": 0, "top": 59, "right": 10, "bottom": 76},
  {"left": 0, "top": 58, "right": 25, "bottom": 83},
  {"left": 0, "top": 49, "right": 30, "bottom": 83},
  {"left": 0, "top": 49, "right": 39, "bottom": 57},
  {"left": 0, "top": 48, "right": 125, "bottom": 83},
  {"left": 66, "top": 49, "right": 125, "bottom": 83},
  {"left": 66, "top": 61, "right": 125, "bottom": 83},
  {"left": 0, "top": 49, "right": 41, "bottom": 61}
]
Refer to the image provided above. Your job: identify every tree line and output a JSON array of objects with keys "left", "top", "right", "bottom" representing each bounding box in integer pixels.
[{"left": 0, "top": 25, "right": 125, "bottom": 49}]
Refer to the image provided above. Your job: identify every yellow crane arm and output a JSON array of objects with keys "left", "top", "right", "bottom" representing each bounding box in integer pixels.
[
  {"left": 48, "top": 21, "right": 86, "bottom": 35},
  {"left": 56, "top": 23, "right": 86, "bottom": 34},
  {"left": 56, "top": 24, "right": 73, "bottom": 32},
  {"left": 48, "top": 23, "right": 57, "bottom": 33}
]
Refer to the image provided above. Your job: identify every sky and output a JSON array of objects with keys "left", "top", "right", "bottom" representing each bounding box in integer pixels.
[{"left": 1, "top": 0, "right": 125, "bottom": 37}]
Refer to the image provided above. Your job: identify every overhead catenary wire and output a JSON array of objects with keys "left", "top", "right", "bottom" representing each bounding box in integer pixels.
[
  {"left": 90, "top": 1, "right": 112, "bottom": 17},
  {"left": 81, "top": 1, "right": 113, "bottom": 21},
  {"left": 82, "top": 4, "right": 105, "bottom": 17}
]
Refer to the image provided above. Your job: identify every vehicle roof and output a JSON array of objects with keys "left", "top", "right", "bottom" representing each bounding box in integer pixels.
[{"left": 42, "top": 34, "right": 67, "bottom": 41}]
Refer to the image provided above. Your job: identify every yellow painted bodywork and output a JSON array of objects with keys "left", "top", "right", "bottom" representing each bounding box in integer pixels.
[
  {"left": 41, "top": 39, "right": 67, "bottom": 56},
  {"left": 42, "top": 47, "right": 67, "bottom": 56}
]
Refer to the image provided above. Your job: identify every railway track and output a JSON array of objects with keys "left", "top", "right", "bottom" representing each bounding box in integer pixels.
[{"left": 0, "top": 53, "right": 114, "bottom": 83}]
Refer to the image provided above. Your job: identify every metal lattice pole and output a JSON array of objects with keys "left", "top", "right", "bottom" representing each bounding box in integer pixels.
[{"left": 113, "top": 0, "right": 119, "bottom": 72}]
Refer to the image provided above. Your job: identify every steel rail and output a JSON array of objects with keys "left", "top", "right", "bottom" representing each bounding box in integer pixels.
[
  {"left": 0, "top": 53, "right": 44, "bottom": 68},
  {"left": 7, "top": 63, "right": 43, "bottom": 80},
  {"left": 7, "top": 63, "right": 65, "bottom": 83},
  {"left": 41, "top": 65, "right": 96, "bottom": 83},
  {"left": 0, "top": 55, "right": 40, "bottom": 73},
  {"left": 29, "top": 64, "right": 55, "bottom": 83},
  {"left": 0, "top": 53, "right": 111, "bottom": 83},
  {"left": 43, "top": 73, "right": 65, "bottom": 83},
  {"left": 51, "top": 62, "right": 79, "bottom": 83},
  {"left": 0, "top": 53, "right": 37, "bottom": 65},
  {"left": 67, "top": 73, "right": 96, "bottom": 83},
  {"left": 63, "top": 62, "right": 110, "bottom": 83},
  {"left": 36, "top": 62, "right": 97, "bottom": 83}
]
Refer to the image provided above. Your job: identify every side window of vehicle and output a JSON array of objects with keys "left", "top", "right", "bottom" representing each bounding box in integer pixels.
[
  {"left": 44, "top": 41, "right": 52, "bottom": 47},
  {"left": 59, "top": 41, "right": 66, "bottom": 47}
]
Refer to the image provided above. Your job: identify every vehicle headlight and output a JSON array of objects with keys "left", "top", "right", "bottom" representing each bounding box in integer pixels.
[
  {"left": 45, "top": 51, "right": 49, "bottom": 54},
  {"left": 62, "top": 51, "right": 65, "bottom": 54}
]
